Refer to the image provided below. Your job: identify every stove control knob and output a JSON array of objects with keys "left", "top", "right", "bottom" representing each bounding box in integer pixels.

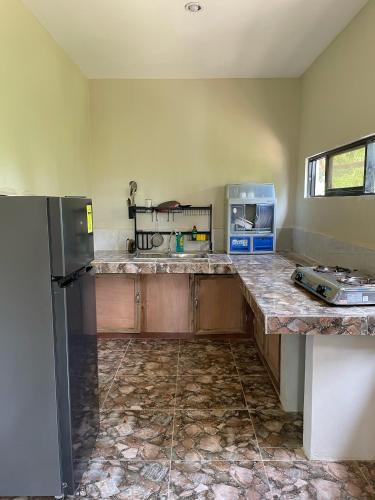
[
  {"left": 295, "top": 271, "right": 303, "bottom": 282},
  {"left": 316, "top": 285, "right": 327, "bottom": 297}
]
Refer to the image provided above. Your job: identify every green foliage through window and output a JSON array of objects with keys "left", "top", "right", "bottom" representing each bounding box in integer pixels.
[
  {"left": 307, "top": 137, "right": 375, "bottom": 197},
  {"left": 329, "top": 147, "right": 365, "bottom": 189}
]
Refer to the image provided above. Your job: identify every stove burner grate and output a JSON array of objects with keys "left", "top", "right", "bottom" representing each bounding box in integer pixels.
[
  {"left": 336, "top": 276, "right": 375, "bottom": 286},
  {"left": 314, "top": 265, "right": 351, "bottom": 274}
]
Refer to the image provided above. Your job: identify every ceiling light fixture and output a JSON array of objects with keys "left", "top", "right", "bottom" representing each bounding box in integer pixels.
[{"left": 185, "top": 2, "right": 203, "bottom": 13}]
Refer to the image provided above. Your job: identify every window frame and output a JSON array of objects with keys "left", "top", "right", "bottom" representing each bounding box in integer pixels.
[{"left": 307, "top": 135, "right": 375, "bottom": 198}]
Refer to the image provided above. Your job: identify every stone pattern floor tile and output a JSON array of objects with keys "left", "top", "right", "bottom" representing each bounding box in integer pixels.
[
  {"left": 77, "top": 459, "right": 169, "bottom": 499},
  {"left": 4, "top": 338, "right": 373, "bottom": 500},
  {"left": 241, "top": 374, "right": 281, "bottom": 411},
  {"left": 264, "top": 461, "right": 375, "bottom": 499},
  {"left": 93, "top": 409, "right": 174, "bottom": 461},
  {"left": 178, "top": 350, "right": 237, "bottom": 377},
  {"left": 116, "top": 351, "right": 178, "bottom": 377},
  {"left": 98, "top": 349, "right": 125, "bottom": 364},
  {"left": 260, "top": 447, "right": 307, "bottom": 462},
  {"left": 97, "top": 339, "right": 129, "bottom": 353},
  {"left": 103, "top": 376, "right": 177, "bottom": 410},
  {"left": 176, "top": 375, "right": 246, "bottom": 409},
  {"left": 129, "top": 339, "right": 180, "bottom": 353},
  {"left": 169, "top": 461, "right": 270, "bottom": 499},
  {"left": 358, "top": 461, "right": 375, "bottom": 491},
  {"left": 180, "top": 339, "right": 230, "bottom": 349},
  {"left": 97, "top": 341, "right": 127, "bottom": 407},
  {"left": 172, "top": 409, "right": 261, "bottom": 461},
  {"left": 99, "top": 382, "right": 112, "bottom": 406},
  {"left": 251, "top": 409, "right": 303, "bottom": 448},
  {"left": 99, "top": 363, "right": 120, "bottom": 386}
]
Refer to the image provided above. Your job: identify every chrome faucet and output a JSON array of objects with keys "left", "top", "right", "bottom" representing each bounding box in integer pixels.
[{"left": 168, "top": 230, "right": 176, "bottom": 254}]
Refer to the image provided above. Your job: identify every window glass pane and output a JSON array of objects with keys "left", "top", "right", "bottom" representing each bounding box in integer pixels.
[
  {"left": 329, "top": 146, "right": 365, "bottom": 189},
  {"left": 314, "top": 157, "right": 326, "bottom": 196},
  {"left": 365, "top": 141, "right": 375, "bottom": 194}
]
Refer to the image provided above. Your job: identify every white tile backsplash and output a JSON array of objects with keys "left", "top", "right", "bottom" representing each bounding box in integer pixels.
[
  {"left": 94, "top": 226, "right": 292, "bottom": 254},
  {"left": 293, "top": 227, "right": 375, "bottom": 274},
  {"left": 94, "top": 229, "right": 133, "bottom": 251}
]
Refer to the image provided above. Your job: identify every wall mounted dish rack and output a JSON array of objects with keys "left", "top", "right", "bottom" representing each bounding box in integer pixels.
[{"left": 128, "top": 205, "right": 213, "bottom": 251}]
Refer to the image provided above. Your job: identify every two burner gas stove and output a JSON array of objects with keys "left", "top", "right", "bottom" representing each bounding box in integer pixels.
[{"left": 291, "top": 265, "right": 375, "bottom": 305}]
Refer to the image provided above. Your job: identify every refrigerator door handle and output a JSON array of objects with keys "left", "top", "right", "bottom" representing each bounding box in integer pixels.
[
  {"left": 57, "top": 265, "right": 93, "bottom": 288},
  {"left": 59, "top": 276, "right": 77, "bottom": 288}
]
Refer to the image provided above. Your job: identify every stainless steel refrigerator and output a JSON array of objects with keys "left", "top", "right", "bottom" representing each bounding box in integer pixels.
[{"left": 0, "top": 196, "right": 99, "bottom": 497}]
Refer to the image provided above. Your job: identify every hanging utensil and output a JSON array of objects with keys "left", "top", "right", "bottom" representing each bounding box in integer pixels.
[
  {"left": 150, "top": 212, "right": 164, "bottom": 248},
  {"left": 137, "top": 232, "right": 152, "bottom": 251},
  {"left": 129, "top": 181, "right": 137, "bottom": 206},
  {"left": 150, "top": 233, "right": 164, "bottom": 248},
  {"left": 126, "top": 238, "right": 136, "bottom": 254}
]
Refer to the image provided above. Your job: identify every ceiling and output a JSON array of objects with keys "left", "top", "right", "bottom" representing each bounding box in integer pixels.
[{"left": 23, "top": 0, "right": 367, "bottom": 79}]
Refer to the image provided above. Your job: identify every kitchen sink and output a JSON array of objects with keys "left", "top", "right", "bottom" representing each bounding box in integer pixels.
[
  {"left": 169, "top": 252, "right": 208, "bottom": 259},
  {"left": 133, "top": 252, "right": 168, "bottom": 259},
  {"left": 133, "top": 252, "right": 208, "bottom": 261}
]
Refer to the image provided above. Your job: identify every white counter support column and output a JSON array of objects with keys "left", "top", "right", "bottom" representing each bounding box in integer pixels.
[
  {"left": 303, "top": 335, "right": 375, "bottom": 460},
  {"left": 280, "top": 335, "right": 306, "bottom": 412}
]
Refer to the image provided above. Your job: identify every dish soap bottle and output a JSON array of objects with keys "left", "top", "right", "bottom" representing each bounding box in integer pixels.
[
  {"left": 175, "top": 232, "right": 184, "bottom": 253},
  {"left": 192, "top": 225, "right": 198, "bottom": 241}
]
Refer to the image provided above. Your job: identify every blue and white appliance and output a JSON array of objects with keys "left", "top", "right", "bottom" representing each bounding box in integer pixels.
[{"left": 225, "top": 183, "right": 276, "bottom": 254}]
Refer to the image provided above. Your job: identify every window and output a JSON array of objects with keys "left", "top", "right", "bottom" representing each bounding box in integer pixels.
[{"left": 306, "top": 135, "right": 375, "bottom": 197}]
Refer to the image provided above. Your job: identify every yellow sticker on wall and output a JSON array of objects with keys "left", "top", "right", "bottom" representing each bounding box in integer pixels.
[{"left": 86, "top": 204, "right": 93, "bottom": 234}]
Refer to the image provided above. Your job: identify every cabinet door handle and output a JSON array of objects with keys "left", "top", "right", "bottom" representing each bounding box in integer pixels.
[
  {"left": 194, "top": 297, "right": 198, "bottom": 309},
  {"left": 136, "top": 291, "right": 141, "bottom": 304}
]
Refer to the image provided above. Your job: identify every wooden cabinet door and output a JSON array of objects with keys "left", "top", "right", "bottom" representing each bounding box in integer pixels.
[
  {"left": 194, "top": 275, "right": 245, "bottom": 334},
  {"left": 254, "top": 318, "right": 265, "bottom": 355},
  {"left": 253, "top": 315, "right": 280, "bottom": 383},
  {"left": 96, "top": 274, "right": 140, "bottom": 333},
  {"left": 265, "top": 334, "right": 281, "bottom": 383},
  {"left": 141, "top": 274, "right": 192, "bottom": 333}
]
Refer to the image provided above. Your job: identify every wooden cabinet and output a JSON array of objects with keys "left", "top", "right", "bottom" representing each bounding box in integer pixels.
[
  {"left": 254, "top": 316, "right": 280, "bottom": 384},
  {"left": 141, "top": 274, "right": 192, "bottom": 333},
  {"left": 264, "top": 334, "right": 280, "bottom": 383},
  {"left": 96, "top": 274, "right": 140, "bottom": 333},
  {"left": 194, "top": 275, "right": 246, "bottom": 334},
  {"left": 254, "top": 317, "right": 265, "bottom": 355},
  {"left": 96, "top": 273, "right": 246, "bottom": 335}
]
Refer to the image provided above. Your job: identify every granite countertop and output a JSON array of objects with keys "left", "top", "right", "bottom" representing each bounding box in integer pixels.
[
  {"left": 93, "top": 251, "right": 235, "bottom": 274},
  {"left": 93, "top": 251, "right": 375, "bottom": 336},
  {"left": 232, "top": 254, "right": 375, "bottom": 336}
]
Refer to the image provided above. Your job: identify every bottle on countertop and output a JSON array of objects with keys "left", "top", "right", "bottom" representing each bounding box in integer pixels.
[
  {"left": 175, "top": 232, "right": 184, "bottom": 253},
  {"left": 196, "top": 233, "right": 207, "bottom": 241},
  {"left": 192, "top": 225, "right": 198, "bottom": 241}
]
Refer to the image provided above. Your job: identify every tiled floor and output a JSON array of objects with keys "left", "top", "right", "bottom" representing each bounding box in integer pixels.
[
  {"left": 90, "top": 337, "right": 375, "bottom": 499},
  {"left": 3, "top": 338, "right": 374, "bottom": 499}
]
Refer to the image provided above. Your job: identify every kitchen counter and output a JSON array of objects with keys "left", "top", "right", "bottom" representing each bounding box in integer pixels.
[
  {"left": 231, "top": 253, "right": 375, "bottom": 461},
  {"left": 232, "top": 254, "right": 375, "bottom": 336},
  {"left": 94, "top": 251, "right": 375, "bottom": 459},
  {"left": 94, "top": 251, "right": 375, "bottom": 336},
  {"left": 93, "top": 251, "right": 234, "bottom": 275}
]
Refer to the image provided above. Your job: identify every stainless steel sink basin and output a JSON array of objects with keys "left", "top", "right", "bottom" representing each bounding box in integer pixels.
[
  {"left": 133, "top": 252, "right": 168, "bottom": 259},
  {"left": 169, "top": 253, "right": 208, "bottom": 259},
  {"left": 133, "top": 252, "right": 208, "bottom": 261}
]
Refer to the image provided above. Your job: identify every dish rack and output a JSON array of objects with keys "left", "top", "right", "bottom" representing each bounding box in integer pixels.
[{"left": 129, "top": 205, "right": 213, "bottom": 251}]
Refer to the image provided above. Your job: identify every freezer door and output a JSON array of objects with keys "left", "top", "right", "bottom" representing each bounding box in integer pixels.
[{"left": 48, "top": 197, "right": 94, "bottom": 277}]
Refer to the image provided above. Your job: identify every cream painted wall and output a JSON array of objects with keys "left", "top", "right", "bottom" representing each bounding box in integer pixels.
[
  {"left": 90, "top": 79, "right": 300, "bottom": 238},
  {"left": 0, "top": 0, "right": 89, "bottom": 197},
  {"left": 296, "top": 0, "right": 375, "bottom": 250}
]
